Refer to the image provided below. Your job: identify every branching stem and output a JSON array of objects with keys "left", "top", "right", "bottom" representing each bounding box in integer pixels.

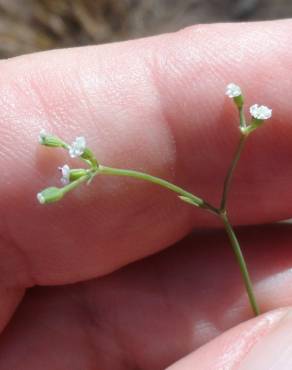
[
  {"left": 39, "top": 119, "right": 260, "bottom": 315},
  {"left": 97, "top": 165, "right": 219, "bottom": 215},
  {"left": 94, "top": 147, "right": 259, "bottom": 315},
  {"left": 220, "top": 133, "right": 247, "bottom": 212},
  {"left": 220, "top": 211, "right": 260, "bottom": 316}
]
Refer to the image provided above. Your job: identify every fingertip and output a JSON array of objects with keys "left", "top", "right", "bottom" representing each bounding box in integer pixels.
[{"left": 167, "top": 307, "right": 291, "bottom": 370}]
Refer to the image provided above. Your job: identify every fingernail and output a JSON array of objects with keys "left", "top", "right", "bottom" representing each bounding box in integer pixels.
[{"left": 239, "top": 309, "right": 292, "bottom": 369}]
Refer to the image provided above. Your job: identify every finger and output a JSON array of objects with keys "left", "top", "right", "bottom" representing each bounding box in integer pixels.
[
  {"left": 0, "top": 224, "right": 292, "bottom": 369},
  {"left": 167, "top": 308, "right": 291, "bottom": 370},
  {"left": 1, "top": 20, "right": 292, "bottom": 287},
  {"left": 0, "top": 286, "right": 24, "bottom": 334}
]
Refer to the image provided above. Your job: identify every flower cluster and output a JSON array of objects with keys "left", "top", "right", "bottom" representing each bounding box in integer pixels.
[
  {"left": 226, "top": 83, "right": 272, "bottom": 134},
  {"left": 37, "top": 132, "right": 98, "bottom": 204},
  {"left": 37, "top": 83, "right": 273, "bottom": 205}
]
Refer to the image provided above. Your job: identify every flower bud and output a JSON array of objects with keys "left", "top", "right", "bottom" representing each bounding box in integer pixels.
[
  {"left": 81, "top": 148, "right": 98, "bottom": 168},
  {"left": 39, "top": 130, "right": 68, "bottom": 149},
  {"left": 226, "top": 83, "right": 244, "bottom": 109},
  {"left": 68, "top": 136, "right": 86, "bottom": 158},
  {"left": 241, "top": 104, "right": 272, "bottom": 135},
  {"left": 69, "top": 168, "right": 88, "bottom": 181},
  {"left": 37, "top": 187, "right": 64, "bottom": 204}
]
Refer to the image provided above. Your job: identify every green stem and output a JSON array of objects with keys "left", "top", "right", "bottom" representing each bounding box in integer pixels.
[
  {"left": 239, "top": 106, "right": 246, "bottom": 129},
  {"left": 221, "top": 212, "right": 260, "bottom": 316},
  {"left": 220, "top": 134, "right": 246, "bottom": 211},
  {"left": 62, "top": 174, "right": 90, "bottom": 195},
  {"left": 64, "top": 142, "right": 258, "bottom": 315},
  {"left": 97, "top": 165, "right": 218, "bottom": 214}
]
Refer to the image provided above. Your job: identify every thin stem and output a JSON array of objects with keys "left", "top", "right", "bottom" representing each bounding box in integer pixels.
[
  {"left": 97, "top": 165, "right": 219, "bottom": 214},
  {"left": 239, "top": 106, "right": 246, "bottom": 129},
  {"left": 221, "top": 212, "right": 260, "bottom": 316},
  {"left": 62, "top": 138, "right": 258, "bottom": 315},
  {"left": 220, "top": 134, "right": 247, "bottom": 211},
  {"left": 62, "top": 174, "right": 90, "bottom": 195}
]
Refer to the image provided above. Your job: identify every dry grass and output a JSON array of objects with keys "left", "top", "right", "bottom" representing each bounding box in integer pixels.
[{"left": 0, "top": 0, "right": 291, "bottom": 58}]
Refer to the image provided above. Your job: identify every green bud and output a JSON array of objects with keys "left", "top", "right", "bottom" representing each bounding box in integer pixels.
[
  {"left": 81, "top": 147, "right": 99, "bottom": 168},
  {"left": 37, "top": 187, "right": 64, "bottom": 204},
  {"left": 39, "top": 130, "right": 68, "bottom": 149},
  {"left": 69, "top": 168, "right": 88, "bottom": 181}
]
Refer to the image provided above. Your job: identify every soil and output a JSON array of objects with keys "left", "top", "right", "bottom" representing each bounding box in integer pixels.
[{"left": 0, "top": 0, "right": 291, "bottom": 58}]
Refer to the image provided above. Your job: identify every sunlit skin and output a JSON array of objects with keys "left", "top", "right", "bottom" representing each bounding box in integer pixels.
[{"left": 0, "top": 19, "right": 292, "bottom": 369}]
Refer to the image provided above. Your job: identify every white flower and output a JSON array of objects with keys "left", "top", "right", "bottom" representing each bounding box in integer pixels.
[
  {"left": 59, "top": 164, "right": 70, "bottom": 185},
  {"left": 249, "top": 104, "right": 272, "bottom": 120},
  {"left": 37, "top": 192, "right": 45, "bottom": 204},
  {"left": 69, "top": 136, "right": 86, "bottom": 158},
  {"left": 39, "top": 129, "right": 47, "bottom": 144},
  {"left": 226, "top": 83, "right": 242, "bottom": 98}
]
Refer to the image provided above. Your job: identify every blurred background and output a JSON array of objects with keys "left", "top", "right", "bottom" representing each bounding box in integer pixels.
[{"left": 0, "top": 0, "right": 291, "bottom": 58}]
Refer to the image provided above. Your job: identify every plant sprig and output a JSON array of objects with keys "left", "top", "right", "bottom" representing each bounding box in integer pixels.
[{"left": 37, "top": 83, "right": 273, "bottom": 316}]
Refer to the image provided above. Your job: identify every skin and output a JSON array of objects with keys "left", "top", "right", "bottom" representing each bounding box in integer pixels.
[{"left": 0, "top": 19, "right": 292, "bottom": 369}]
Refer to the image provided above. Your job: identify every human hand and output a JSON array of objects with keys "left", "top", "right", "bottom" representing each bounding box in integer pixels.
[{"left": 0, "top": 19, "right": 292, "bottom": 369}]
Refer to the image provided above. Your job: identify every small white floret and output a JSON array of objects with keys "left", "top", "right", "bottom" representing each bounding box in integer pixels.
[
  {"left": 226, "top": 83, "right": 242, "bottom": 98},
  {"left": 39, "top": 129, "right": 47, "bottom": 144},
  {"left": 59, "top": 164, "right": 70, "bottom": 185},
  {"left": 37, "top": 192, "right": 45, "bottom": 204},
  {"left": 249, "top": 104, "right": 272, "bottom": 120},
  {"left": 69, "top": 136, "right": 86, "bottom": 158}
]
